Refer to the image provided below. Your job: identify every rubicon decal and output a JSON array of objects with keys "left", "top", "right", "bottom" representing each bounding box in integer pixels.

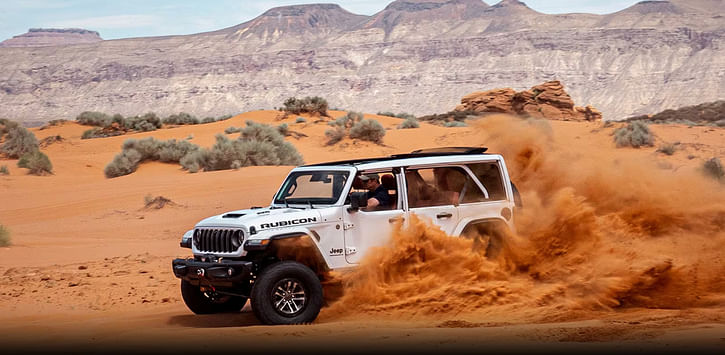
[{"left": 259, "top": 217, "right": 317, "bottom": 229}]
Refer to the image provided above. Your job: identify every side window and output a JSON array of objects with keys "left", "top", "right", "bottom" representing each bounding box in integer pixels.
[
  {"left": 467, "top": 163, "right": 506, "bottom": 201},
  {"left": 406, "top": 167, "right": 486, "bottom": 208},
  {"left": 349, "top": 170, "right": 400, "bottom": 211}
]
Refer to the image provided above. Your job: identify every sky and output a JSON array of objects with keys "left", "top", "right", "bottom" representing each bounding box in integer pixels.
[{"left": 0, "top": 0, "right": 641, "bottom": 41}]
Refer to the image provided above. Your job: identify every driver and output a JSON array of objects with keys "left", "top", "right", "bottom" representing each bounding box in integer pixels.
[{"left": 359, "top": 173, "right": 391, "bottom": 211}]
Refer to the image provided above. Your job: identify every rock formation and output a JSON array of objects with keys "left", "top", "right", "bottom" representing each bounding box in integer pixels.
[
  {"left": 455, "top": 81, "right": 602, "bottom": 121},
  {"left": 0, "top": 28, "right": 102, "bottom": 48},
  {"left": 0, "top": 0, "right": 723, "bottom": 124}
]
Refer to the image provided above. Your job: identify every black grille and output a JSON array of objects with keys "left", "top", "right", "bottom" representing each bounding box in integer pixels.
[{"left": 193, "top": 228, "right": 243, "bottom": 253}]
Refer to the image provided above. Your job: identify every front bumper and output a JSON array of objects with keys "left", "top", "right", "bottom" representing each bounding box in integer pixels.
[{"left": 172, "top": 258, "right": 254, "bottom": 286}]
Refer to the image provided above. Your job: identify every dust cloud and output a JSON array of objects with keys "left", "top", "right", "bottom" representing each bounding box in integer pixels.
[{"left": 322, "top": 115, "right": 725, "bottom": 322}]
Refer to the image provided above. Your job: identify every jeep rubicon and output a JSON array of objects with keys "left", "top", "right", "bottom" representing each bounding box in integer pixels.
[{"left": 172, "top": 147, "right": 521, "bottom": 324}]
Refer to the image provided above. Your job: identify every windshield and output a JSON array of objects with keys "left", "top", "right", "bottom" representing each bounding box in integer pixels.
[{"left": 273, "top": 170, "right": 350, "bottom": 205}]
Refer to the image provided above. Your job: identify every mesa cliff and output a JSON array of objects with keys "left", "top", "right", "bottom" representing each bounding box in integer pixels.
[{"left": 0, "top": 0, "right": 723, "bottom": 123}]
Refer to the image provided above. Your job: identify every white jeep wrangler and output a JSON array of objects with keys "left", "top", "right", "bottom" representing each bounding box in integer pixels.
[{"left": 172, "top": 147, "right": 522, "bottom": 324}]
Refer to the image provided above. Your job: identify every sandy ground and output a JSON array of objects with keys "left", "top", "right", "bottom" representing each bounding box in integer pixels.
[{"left": 1, "top": 111, "right": 724, "bottom": 353}]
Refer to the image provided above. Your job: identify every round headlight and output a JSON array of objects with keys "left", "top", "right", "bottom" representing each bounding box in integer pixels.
[
  {"left": 231, "top": 230, "right": 243, "bottom": 248},
  {"left": 193, "top": 229, "right": 200, "bottom": 246}
]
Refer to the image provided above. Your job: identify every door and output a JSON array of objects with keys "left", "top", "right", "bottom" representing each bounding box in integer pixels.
[
  {"left": 343, "top": 170, "right": 405, "bottom": 264},
  {"left": 403, "top": 167, "right": 461, "bottom": 234}
]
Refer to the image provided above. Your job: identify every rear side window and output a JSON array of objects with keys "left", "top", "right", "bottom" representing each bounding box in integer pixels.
[{"left": 467, "top": 163, "right": 507, "bottom": 201}]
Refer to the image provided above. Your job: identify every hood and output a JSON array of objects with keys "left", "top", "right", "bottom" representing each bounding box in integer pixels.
[{"left": 195, "top": 206, "right": 323, "bottom": 231}]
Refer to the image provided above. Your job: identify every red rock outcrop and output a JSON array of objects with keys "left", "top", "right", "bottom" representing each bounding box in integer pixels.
[{"left": 455, "top": 81, "right": 602, "bottom": 121}]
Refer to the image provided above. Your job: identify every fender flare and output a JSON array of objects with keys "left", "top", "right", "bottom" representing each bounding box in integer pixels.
[{"left": 453, "top": 217, "right": 511, "bottom": 237}]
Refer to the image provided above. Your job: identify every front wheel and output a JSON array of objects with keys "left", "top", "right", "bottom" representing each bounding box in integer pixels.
[
  {"left": 180, "top": 280, "right": 247, "bottom": 314},
  {"left": 251, "top": 261, "right": 323, "bottom": 325}
]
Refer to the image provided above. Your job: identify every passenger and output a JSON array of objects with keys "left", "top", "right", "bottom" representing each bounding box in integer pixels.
[{"left": 359, "top": 173, "right": 391, "bottom": 211}]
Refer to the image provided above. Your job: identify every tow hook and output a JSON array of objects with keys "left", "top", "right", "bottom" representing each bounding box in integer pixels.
[{"left": 196, "top": 268, "right": 205, "bottom": 277}]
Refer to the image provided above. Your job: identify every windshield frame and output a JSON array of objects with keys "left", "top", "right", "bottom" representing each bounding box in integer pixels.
[{"left": 271, "top": 166, "right": 356, "bottom": 208}]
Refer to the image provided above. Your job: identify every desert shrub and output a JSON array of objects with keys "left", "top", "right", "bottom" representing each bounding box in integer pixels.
[
  {"left": 283, "top": 96, "right": 329, "bottom": 116},
  {"left": 295, "top": 117, "right": 307, "bottom": 123},
  {"left": 0, "top": 224, "right": 9, "bottom": 247},
  {"left": 625, "top": 100, "right": 725, "bottom": 125},
  {"left": 418, "top": 110, "right": 478, "bottom": 125},
  {"left": 82, "top": 128, "right": 102, "bottom": 139},
  {"left": 377, "top": 111, "right": 415, "bottom": 120},
  {"left": 657, "top": 143, "right": 676, "bottom": 155},
  {"left": 105, "top": 149, "right": 142, "bottom": 178},
  {"left": 124, "top": 113, "right": 162, "bottom": 132},
  {"left": 613, "top": 121, "right": 654, "bottom": 148},
  {"left": 202, "top": 116, "right": 216, "bottom": 124},
  {"left": 324, "top": 112, "right": 385, "bottom": 145},
  {"left": 1, "top": 125, "right": 39, "bottom": 158},
  {"left": 349, "top": 119, "right": 386, "bottom": 143},
  {"left": 715, "top": 119, "right": 725, "bottom": 127},
  {"left": 278, "top": 123, "right": 290, "bottom": 136},
  {"left": 0, "top": 165, "right": 8, "bottom": 175},
  {"left": 181, "top": 122, "right": 303, "bottom": 172},
  {"left": 329, "top": 111, "right": 364, "bottom": 130},
  {"left": 216, "top": 114, "right": 233, "bottom": 122},
  {"left": 180, "top": 150, "right": 204, "bottom": 173},
  {"left": 163, "top": 112, "right": 199, "bottom": 125},
  {"left": 40, "top": 119, "right": 68, "bottom": 130},
  {"left": 105, "top": 137, "right": 200, "bottom": 178},
  {"left": 703, "top": 157, "right": 724, "bottom": 181},
  {"left": 158, "top": 139, "right": 199, "bottom": 163},
  {"left": 0, "top": 118, "right": 20, "bottom": 138},
  {"left": 444, "top": 121, "right": 467, "bottom": 127},
  {"left": 325, "top": 127, "right": 345, "bottom": 145},
  {"left": 17, "top": 150, "right": 52, "bottom": 175},
  {"left": 76, "top": 111, "right": 111, "bottom": 127},
  {"left": 397, "top": 118, "right": 420, "bottom": 129},
  {"left": 225, "top": 126, "right": 240, "bottom": 134}
]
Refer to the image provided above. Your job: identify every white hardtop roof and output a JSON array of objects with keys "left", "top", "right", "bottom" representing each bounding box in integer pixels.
[{"left": 302, "top": 154, "right": 503, "bottom": 172}]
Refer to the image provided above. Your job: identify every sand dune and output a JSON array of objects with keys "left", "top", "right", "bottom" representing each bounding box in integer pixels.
[{"left": 1, "top": 111, "right": 724, "bottom": 352}]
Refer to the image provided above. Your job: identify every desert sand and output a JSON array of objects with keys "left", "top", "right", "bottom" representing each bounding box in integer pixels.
[{"left": 1, "top": 111, "right": 724, "bottom": 353}]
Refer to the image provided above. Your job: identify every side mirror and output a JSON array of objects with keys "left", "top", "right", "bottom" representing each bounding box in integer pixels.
[{"left": 347, "top": 191, "right": 368, "bottom": 212}]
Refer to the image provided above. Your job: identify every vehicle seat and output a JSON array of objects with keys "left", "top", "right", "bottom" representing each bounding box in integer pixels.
[{"left": 381, "top": 174, "right": 398, "bottom": 208}]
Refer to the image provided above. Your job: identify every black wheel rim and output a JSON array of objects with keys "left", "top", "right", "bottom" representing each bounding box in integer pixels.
[{"left": 272, "top": 278, "right": 307, "bottom": 316}]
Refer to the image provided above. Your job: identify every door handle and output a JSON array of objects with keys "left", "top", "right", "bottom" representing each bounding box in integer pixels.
[
  {"left": 388, "top": 216, "right": 405, "bottom": 223},
  {"left": 436, "top": 212, "right": 453, "bottom": 219}
]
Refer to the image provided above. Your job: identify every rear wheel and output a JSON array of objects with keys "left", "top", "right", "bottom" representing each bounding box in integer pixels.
[
  {"left": 461, "top": 222, "right": 506, "bottom": 259},
  {"left": 251, "top": 261, "right": 323, "bottom": 325},
  {"left": 180, "top": 280, "right": 247, "bottom": 314}
]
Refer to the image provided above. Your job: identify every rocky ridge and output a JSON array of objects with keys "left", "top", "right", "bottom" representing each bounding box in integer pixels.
[
  {"left": 0, "top": 28, "right": 102, "bottom": 48},
  {"left": 0, "top": 0, "right": 723, "bottom": 123}
]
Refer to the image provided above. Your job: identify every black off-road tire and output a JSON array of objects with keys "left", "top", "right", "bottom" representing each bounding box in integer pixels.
[
  {"left": 250, "top": 261, "right": 323, "bottom": 325},
  {"left": 180, "top": 280, "right": 247, "bottom": 314}
]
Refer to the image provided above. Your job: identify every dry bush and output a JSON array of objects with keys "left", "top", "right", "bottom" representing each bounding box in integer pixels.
[
  {"left": 181, "top": 122, "right": 303, "bottom": 173},
  {"left": 614, "top": 121, "right": 654, "bottom": 148},
  {"left": 703, "top": 157, "right": 724, "bottom": 181},
  {"left": 397, "top": 118, "right": 420, "bottom": 129},
  {"left": 656, "top": 143, "right": 676, "bottom": 156},
  {"left": 17, "top": 150, "right": 53, "bottom": 175},
  {"left": 350, "top": 119, "right": 386, "bottom": 143},
  {"left": 0, "top": 165, "right": 8, "bottom": 175},
  {"left": 295, "top": 117, "right": 307, "bottom": 123},
  {"left": 325, "top": 127, "right": 345, "bottom": 145},
  {"left": 224, "top": 126, "right": 240, "bottom": 134},
  {"left": 76, "top": 111, "right": 111, "bottom": 127},
  {"left": 1, "top": 125, "right": 39, "bottom": 158},
  {"left": 283, "top": 96, "right": 329, "bottom": 116},
  {"left": 105, "top": 138, "right": 200, "bottom": 178},
  {"left": 444, "top": 121, "right": 467, "bottom": 127},
  {"left": 163, "top": 112, "right": 199, "bottom": 125}
]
